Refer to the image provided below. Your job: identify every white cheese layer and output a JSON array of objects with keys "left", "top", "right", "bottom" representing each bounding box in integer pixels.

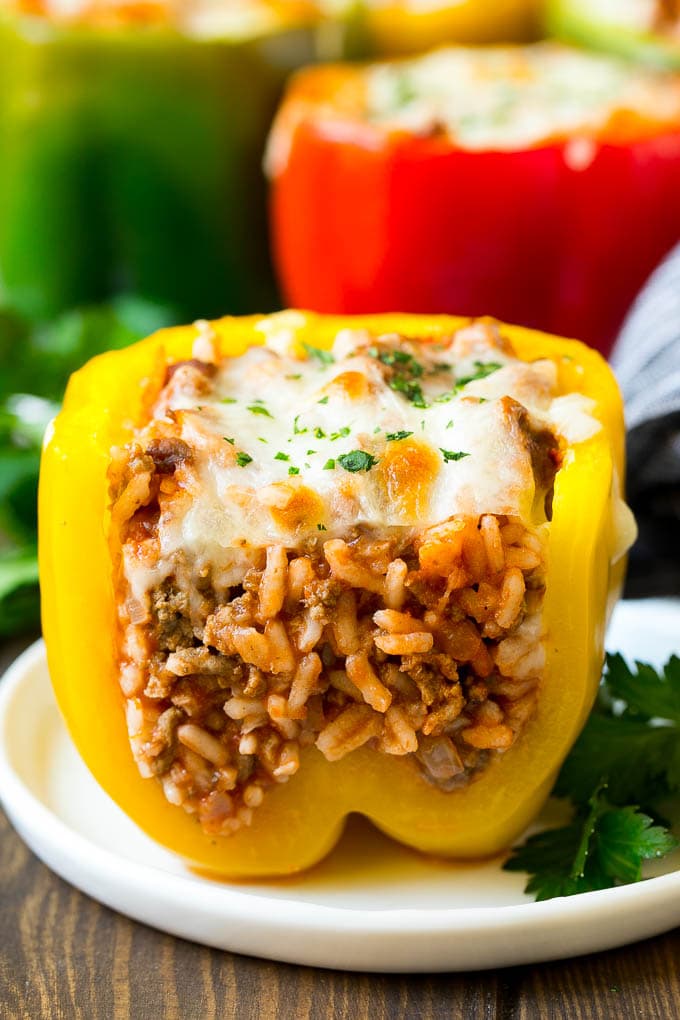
[
  {"left": 365, "top": 43, "right": 680, "bottom": 150},
  {"left": 121, "top": 320, "right": 601, "bottom": 598}
]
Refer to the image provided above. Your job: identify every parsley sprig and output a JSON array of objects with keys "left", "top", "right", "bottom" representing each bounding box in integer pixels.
[
  {"left": 504, "top": 654, "right": 680, "bottom": 899},
  {"left": 504, "top": 786, "right": 676, "bottom": 900}
]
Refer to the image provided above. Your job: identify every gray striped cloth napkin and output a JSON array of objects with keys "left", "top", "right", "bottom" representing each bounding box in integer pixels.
[{"left": 610, "top": 244, "right": 680, "bottom": 597}]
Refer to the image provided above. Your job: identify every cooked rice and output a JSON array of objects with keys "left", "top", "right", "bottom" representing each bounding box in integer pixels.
[
  {"left": 109, "top": 323, "right": 558, "bottom": 836},
  {"left": 114, "top": 495, "right": 547, "bottom": 834}
]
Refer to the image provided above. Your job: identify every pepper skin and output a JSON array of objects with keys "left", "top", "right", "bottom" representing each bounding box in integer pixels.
[
  {"left": 268, "top": 63, "right": 680, "bottom": 356},
  {"left": 40, "top": 311, "right": 631, "bottom": 877},
  {"left": 547, "top": 0, "right": 680, "bottom": 71},
  {"left": 343, "top": 0, "right": 540, "bottom": 57},
  {"left": 0, "top": 3, "right": 318, "bottom": 321}
]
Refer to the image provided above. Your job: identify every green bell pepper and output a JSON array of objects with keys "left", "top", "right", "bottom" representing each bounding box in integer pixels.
[
  {"left": 546, "top": 0, "right": 680, "bottom": 70},
  {"left": 0, "top": 3, "right": 320, "bottom": 321}
]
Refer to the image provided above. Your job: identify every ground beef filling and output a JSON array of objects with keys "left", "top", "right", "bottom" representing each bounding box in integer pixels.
[{"left": 118, "top": 518, "right": 546, "bottom": 837}]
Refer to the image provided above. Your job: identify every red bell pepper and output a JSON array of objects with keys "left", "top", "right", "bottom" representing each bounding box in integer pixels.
[{"left": 268, "top": 53, "right": 680, "bottom": 355}]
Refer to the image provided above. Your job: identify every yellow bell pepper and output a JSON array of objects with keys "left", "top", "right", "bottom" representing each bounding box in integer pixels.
[
  {"left": 345, "top": 0, "right": 541, "bottom": 57},
  {"left": 39, "top": 312, "right": 631, "bottom": 877}
]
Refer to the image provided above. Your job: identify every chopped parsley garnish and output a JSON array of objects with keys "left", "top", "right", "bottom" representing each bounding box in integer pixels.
[
  {"left": 386, "top": 430, "right": 413, "bottom": 442},
  {"left": 430, "top": 363, "right": 452, "bottom": 374},
  {"left": 306, "top": 449, "right": 316, "bottom": 456},
  {"left": 314, "top": 426, "right": 326, "bottom": 439},
  {"left": 257, "top": 437, "right": 267, "bottom": 444},
  {"left": 274, "top": 452, "right": 289, "bottom": 461},
  {"left": 389, "top": 375, "right": 428, "bottom": 408},
  {"left": 504, "top": 654, "right": 680, "bottom": 900},
  {"left": 337, "top": 450, "right": 378, "bottom": 473},
  {"left": 432, "top": 361, "right": 503, "bottom": 405},
  {"left": 247, "top": 404, "right": 273, "bottom": 418},
  {"left": 221, "top": 396, "right": 237, "bottom": 404},
  {"left": 440, "top": 449, "right": 470, "bottom": 463},
  {"left": 293, "top": 415, "right": 307, "bottom": 435},
  {"left": 368, "top": 345, "right": 428, "bottom": 408},
  {"left": 318, "top": 395, "right": 329, "bottom": 405},
  {"left": 368, "top": 346, "right": 424, "bottom": 376},
  {"left": 455, "top": 360, "right": 502, "bottom": 388},
  {"left": 323, "top": 459, "right": 335, "bottom": 470},
  {"left": 223, "top": 436, "right": 235, "bottom": 445},
  {"left": 330, "top": 426, "right": 351, "bottom": 441},
  {"left": 288, "top": 466, "right": 300, "bottom": 476},
  {"left": 286, "top": 373, "right": 302, "bottom": 380},
  {"left": 446, "top": 420, "right": 454, "bottom": 429},
  {"left": 302, "top": 342, "right": 335, "bottom": 366},
  {"left": 317, "top": 523, "right": 327, "bottom": 531},
  {"left": 235, "top": 452, "right": 252, "bottom": 467},
  {"left": 373, "top": 426, "right": 381, "bottom": 434}
]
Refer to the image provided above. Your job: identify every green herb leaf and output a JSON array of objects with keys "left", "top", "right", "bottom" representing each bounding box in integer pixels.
[
  {"left": 288, "top": 466, "right": 300, "bottom": 476},
  {"left": 369, "top": 347, "right": 424, "bottom": 377},
  {"left": 236, "top": 452, "right": 253, "bottom": 468},
  {"left": 330, "top": 426, "right": 351, "bottom": 441},
  {"left": 0, "top": 547, "right": 40, "bottom": 637},
  {"left": 604, "top": 652, "right": 680, "bottom": 724},
  {"left": 221, "top": 397, "right": 237, "bottom": 405},
  {"left": 318, "top": 395, "right": 329, "bottom": 405},
  {"left": 556, "top": 654, "right": 680, "bottom": 805},
  {"left": 455, "top": 360, "right": 502, "bottom": 389},
  {"left": 223, "top": 437, "right": 235, "bottom": 445},
  {"left": 504, "top": 787, "right": 677, "bottom": 900},
  {"left": 323, "top": 459, "right": 335, "bottom": 470},
  {"left": 337, "top": 450, "right": 378, "bottom": 473},
  {"left": 386, "top": 430, "right": 413, "bottom": 442},
  {"left": 440, "top": 449, "right": 470, "bottom": 463},
  {"left": 293, "top": 415, "right": 307, "bottom": 435},
  {"left": 247, "top": 404, "right": 273, "bottom": 418},
  {"left": 314, "top": 426, "right": 326, "bottom": 439},
  {"left": 274, "top": 452, "right": 289, "bottom": 461},
  {"left": 389, "top": 375, "right": 428, "bottom": 408},
  {"left": 302, "top": 342, "right": 334, "bottom": 366}
]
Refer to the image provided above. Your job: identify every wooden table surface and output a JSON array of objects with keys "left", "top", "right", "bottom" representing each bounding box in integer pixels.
[{"left": 1, "top": 636, "right": 679, "bottom": 1020}]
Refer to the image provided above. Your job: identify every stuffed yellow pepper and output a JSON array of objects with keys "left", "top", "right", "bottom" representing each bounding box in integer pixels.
[{"left": 39, "top": 311, "right": 635, "bottom": 876}]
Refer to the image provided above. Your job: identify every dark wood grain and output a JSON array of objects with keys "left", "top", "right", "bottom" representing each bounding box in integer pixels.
[{"left": 1, "top": 639, "right": 679, "bottom": 1020}]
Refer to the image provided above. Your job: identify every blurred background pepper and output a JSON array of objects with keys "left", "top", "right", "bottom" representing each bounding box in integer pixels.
[
  {"left": 268, "top": 45, "right": 680, "bottom": 356},
  {"left": 0, "top": 0, "right": 320, "bottom": 321},
  {"left": 332, "top": 0, "right": 540, "bottom": 57},
  {"left": 547, "top": 0, "right": 680, "bottom": 69}
]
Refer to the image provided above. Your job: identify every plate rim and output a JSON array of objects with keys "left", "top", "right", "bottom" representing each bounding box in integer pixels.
[{"left": 1, "top": 633, "right": 679, "bottom": 941}]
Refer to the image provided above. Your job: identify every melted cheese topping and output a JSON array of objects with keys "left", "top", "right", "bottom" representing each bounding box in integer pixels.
[
  {"left": 121, "top": 319, "right": 600, "bottom": 600},
  {"left": 365, "top": 43, "right": 680, "bottom": 149}
]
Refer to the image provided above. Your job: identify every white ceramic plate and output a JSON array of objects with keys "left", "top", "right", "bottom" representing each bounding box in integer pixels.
[{"left": 1, "top": 599, "right": 679, "bottom": 972}]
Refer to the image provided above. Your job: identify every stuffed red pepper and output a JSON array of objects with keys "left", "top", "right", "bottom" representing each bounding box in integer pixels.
[{"left": 268, "top": 43, "right": 680, "bottom": 354}]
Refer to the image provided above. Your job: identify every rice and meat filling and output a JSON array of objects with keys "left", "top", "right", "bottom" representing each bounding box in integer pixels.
[{"left": 110, "top": 317, "right": 569, "bottom": 836}]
